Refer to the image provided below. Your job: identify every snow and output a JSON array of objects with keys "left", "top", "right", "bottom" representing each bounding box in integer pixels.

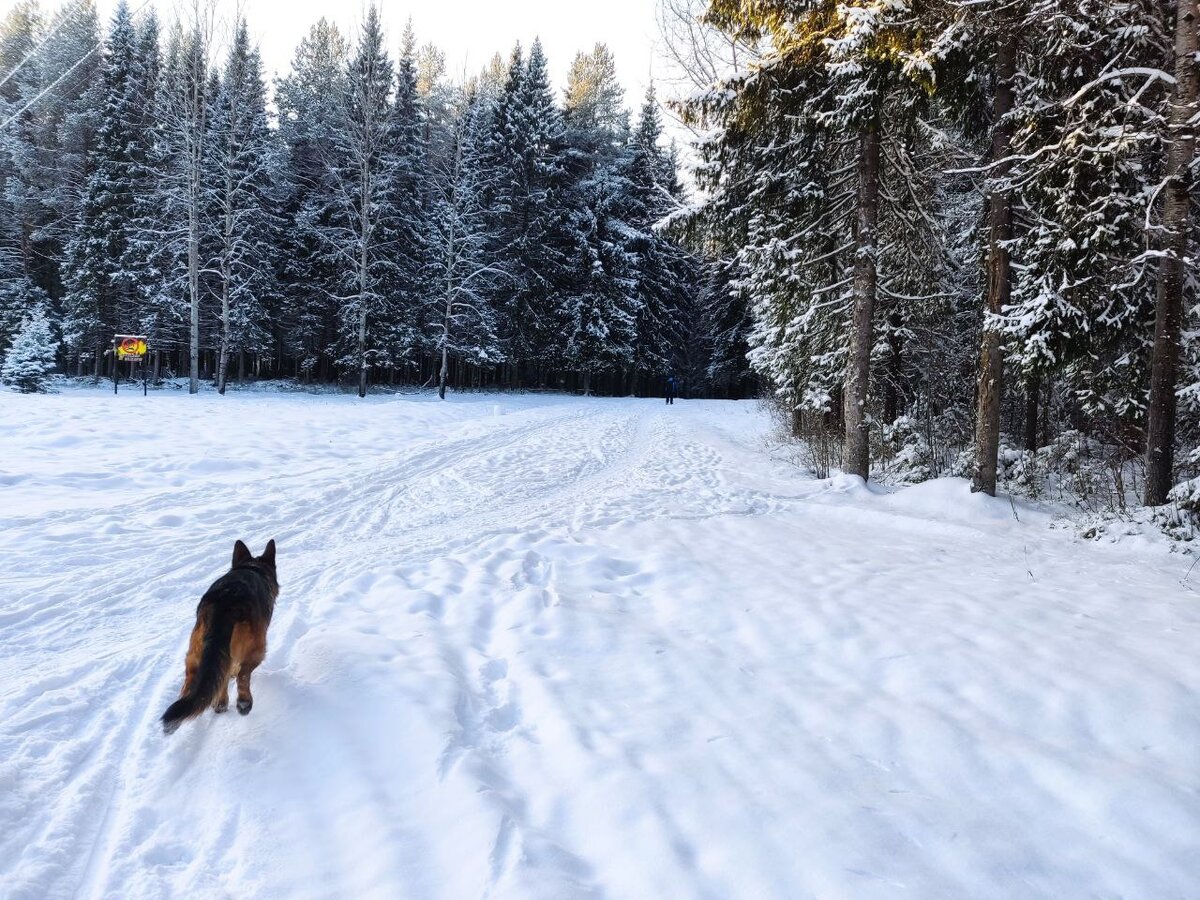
[{"left": 2, "top": 387, "right": 1198, "bottom": 899}]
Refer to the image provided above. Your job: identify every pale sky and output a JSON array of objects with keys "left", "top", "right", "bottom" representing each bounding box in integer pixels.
[{"left": 94, "top": 0, "right": 667, "bottom": 114}]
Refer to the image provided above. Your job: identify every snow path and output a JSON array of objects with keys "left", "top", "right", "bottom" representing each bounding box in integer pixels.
[{"left": 1, "top": 390, "right": 1198, "bottom": 899}]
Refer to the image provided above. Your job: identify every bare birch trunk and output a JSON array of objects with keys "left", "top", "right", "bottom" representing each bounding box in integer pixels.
[
  {"left": 217, "top": 274, "right": 230, "bottom": 395},
  {"left": 188, "top": 194, "right": 200, "bottom": 394},
  {"left": 186, "top": 26, "right": 207, "bottom": 397},
  {"left": 217, "top": 111, "right": 236, "bottom": 396},
  {"left": 357, "top": 147, "right": 371, "bottom": 399}
]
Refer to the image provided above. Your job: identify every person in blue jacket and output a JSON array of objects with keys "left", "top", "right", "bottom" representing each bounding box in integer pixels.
[{"left": 665, "top": 375, "right": 676, "bottom": 405}]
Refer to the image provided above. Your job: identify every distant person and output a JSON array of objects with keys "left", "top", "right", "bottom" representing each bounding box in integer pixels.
[{"left": 665, "top": 375, "right": 676, "bottom": 405}]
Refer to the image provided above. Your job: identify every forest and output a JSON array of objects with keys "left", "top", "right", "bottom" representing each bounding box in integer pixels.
[
  {"left": 666, "top": 0, "right": 1199, "bottom": 510},
  {"left": 1, "top": 0, "right": 1199, "bottom": 515},
  {"left": 0, "top": 0, "right": 735, "bottom": 401}
]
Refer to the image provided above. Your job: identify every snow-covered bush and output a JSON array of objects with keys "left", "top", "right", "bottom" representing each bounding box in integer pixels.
[
  {"left": 992, "top": 430, "right": 1141, "bottom": 514},
  {"left": 878, "top": 415, "right": 933, "bottom": 484},
  {"left": 875, "top": 408, "right": 973, "bottom": 485},
  {"left": 761, "top": 397, "right": 840, "bottom": 478},
  {"left": 1159, "top": 479, "right": 1200, "bottom": 542},
  {"left": 1, "top": 306, "right": 59, "bottom": 393}
]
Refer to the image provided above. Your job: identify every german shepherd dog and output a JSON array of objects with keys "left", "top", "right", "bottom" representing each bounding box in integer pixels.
[{"left": 161, "top": 540, "right": 278, "bottom": 735}]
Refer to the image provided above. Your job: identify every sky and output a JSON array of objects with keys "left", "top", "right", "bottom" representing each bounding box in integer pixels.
[{"left": 93, "top": 0, "right": 668, "bottom": 113}]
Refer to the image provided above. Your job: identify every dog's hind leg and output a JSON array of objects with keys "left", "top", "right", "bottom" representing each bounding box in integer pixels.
[
  {"left": 236, "top": 660, "right": 260, "bottom": 715},
  {"left": 232, "top": 623, "right": 265, "bottom": 715},
  {"left": 181, "top": 621, "right": 204, "bottom": 697},
  {"left": 213, "top": 668, "right": 232, "bottom": 713}
]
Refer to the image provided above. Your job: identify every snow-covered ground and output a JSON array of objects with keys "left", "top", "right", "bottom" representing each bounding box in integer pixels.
[{"left": 2, "top": 387, "right": 1198, "bottom": 899}]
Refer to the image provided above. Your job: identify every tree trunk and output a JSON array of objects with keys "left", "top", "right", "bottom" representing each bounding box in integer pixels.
[
  {"left": 1024, "top": 375, "right": 1040, "bottom": 452},
  {"left": 842, "top": 125, "right": 881, "bottom": 480},
  {"left": 357, "top": 149, "right": 372, "bottom": 399},
  {"left": 883, "top": 313, "right": 903, "bottom": 424},
  {"left": 217, "top": 153, "right": 234, "bottom": 396},
  {"left": 1144, "top": 0, "right": 1199, "bottom": 506},
  {"left": 440, "top": 181, "right": 457, "bottom": 402},
  {"left": 187, "top": 53, "right": 204, "bottom": 396},
  {"left": 972, "top": 23, "right": 1017, "bottom": 496},
  {"left": 1022, "top": 379, "right": 1039, "bottom": 452},
  {"left": 217, "top": 277, "right": 230, "bottom": 395},
  {"left": 187, "top": 212, "right": 200, "bottom": 394}
]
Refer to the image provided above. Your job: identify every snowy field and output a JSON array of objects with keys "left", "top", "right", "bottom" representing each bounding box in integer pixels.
[{"left": 1, "top": 386, "right": 1198, "bottom": 899}]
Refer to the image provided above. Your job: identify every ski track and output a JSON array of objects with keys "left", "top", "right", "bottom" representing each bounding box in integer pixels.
[{"left": 1, "top": 389, "right": 1198, "bottom": 899}]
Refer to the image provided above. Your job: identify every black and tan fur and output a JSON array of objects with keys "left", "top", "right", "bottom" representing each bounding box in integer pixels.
[{"left": 161, "top": 539, "right": 279, "bottom": 735}]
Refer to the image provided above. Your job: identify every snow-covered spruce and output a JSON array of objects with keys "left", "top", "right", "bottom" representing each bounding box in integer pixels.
[{"left": 1, "top": 304, "right": 57, "bottom": 392}]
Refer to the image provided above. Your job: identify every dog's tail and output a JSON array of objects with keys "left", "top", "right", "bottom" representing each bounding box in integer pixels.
[{"left": 161, "top": 609, "right": 234, "bottom": 735}]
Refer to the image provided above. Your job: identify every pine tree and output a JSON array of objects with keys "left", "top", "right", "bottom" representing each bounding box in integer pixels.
[
  {"left": 935, "top": 1, "right": 1169, "bottom": 494},
  {"left": 563, "top": 43, "right": 628, "bottom": 156},
  {"left": 696, "top": 255, "right": 754, "bottom": 398}
]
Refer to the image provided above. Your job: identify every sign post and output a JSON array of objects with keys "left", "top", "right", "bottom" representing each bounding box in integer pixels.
[{"left": 113, "top": 335, "right": 149, "bottom": 396}]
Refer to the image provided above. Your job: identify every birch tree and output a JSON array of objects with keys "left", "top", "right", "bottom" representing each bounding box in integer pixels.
[
  {"left": 427, "top": 90, "right": 503, "bottom": 399},
  {"left": 204, "top": 19, "right": 277, "bottom": 393},
  {"left": 142, "top": 4, "right": 214, "bottom": 393},
  {"left": 323, "top": 5, "right": 393, "bottom": 397}
]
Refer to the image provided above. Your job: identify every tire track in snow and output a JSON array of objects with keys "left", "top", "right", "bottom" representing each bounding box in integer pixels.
[
  {"left": 7, "top": 395, "right": 1199, "bottom": 898},
  {"left": 0, "top": 401, "right": 610, "bottom": 898},
  {"left": 1, "top": 400, "right": 814, "bottom": 898}
]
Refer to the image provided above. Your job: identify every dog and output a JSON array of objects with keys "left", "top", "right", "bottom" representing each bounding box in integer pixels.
[{"left": 161, "top": 539, "right": 278, "bottom": 735}]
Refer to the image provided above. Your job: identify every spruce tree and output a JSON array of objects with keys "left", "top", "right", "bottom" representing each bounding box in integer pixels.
[
  {"left": 622, "top": 87, "right": 686, "bottom": 392},
  {"left": 373, "top": 21, "right": 428, "bottom": 371},
  {"left": 694, "top": 0, "right": 939, "bottom": 478},
  {"left": 1, "top": 302, "right": 57, "bottom": 392},
  {"left": 32, "top": 0, "right": 103, "bottom": 305},
  {"left": 0, "top": 2, "right": 44, "bottom": 344},
  {"left": 275, "top": 18, "right": 348, "bottom": 381},
  {"left": 61, "top": 0, "right": 142, "bottom": 377}
]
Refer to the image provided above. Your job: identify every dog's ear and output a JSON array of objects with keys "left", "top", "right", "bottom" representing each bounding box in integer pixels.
[
  {"left": 232, "top": 540, "right": 252, "bottom": 566},
  {"left": 261, "top": 539, "right": 276, "bottom": 568}
]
